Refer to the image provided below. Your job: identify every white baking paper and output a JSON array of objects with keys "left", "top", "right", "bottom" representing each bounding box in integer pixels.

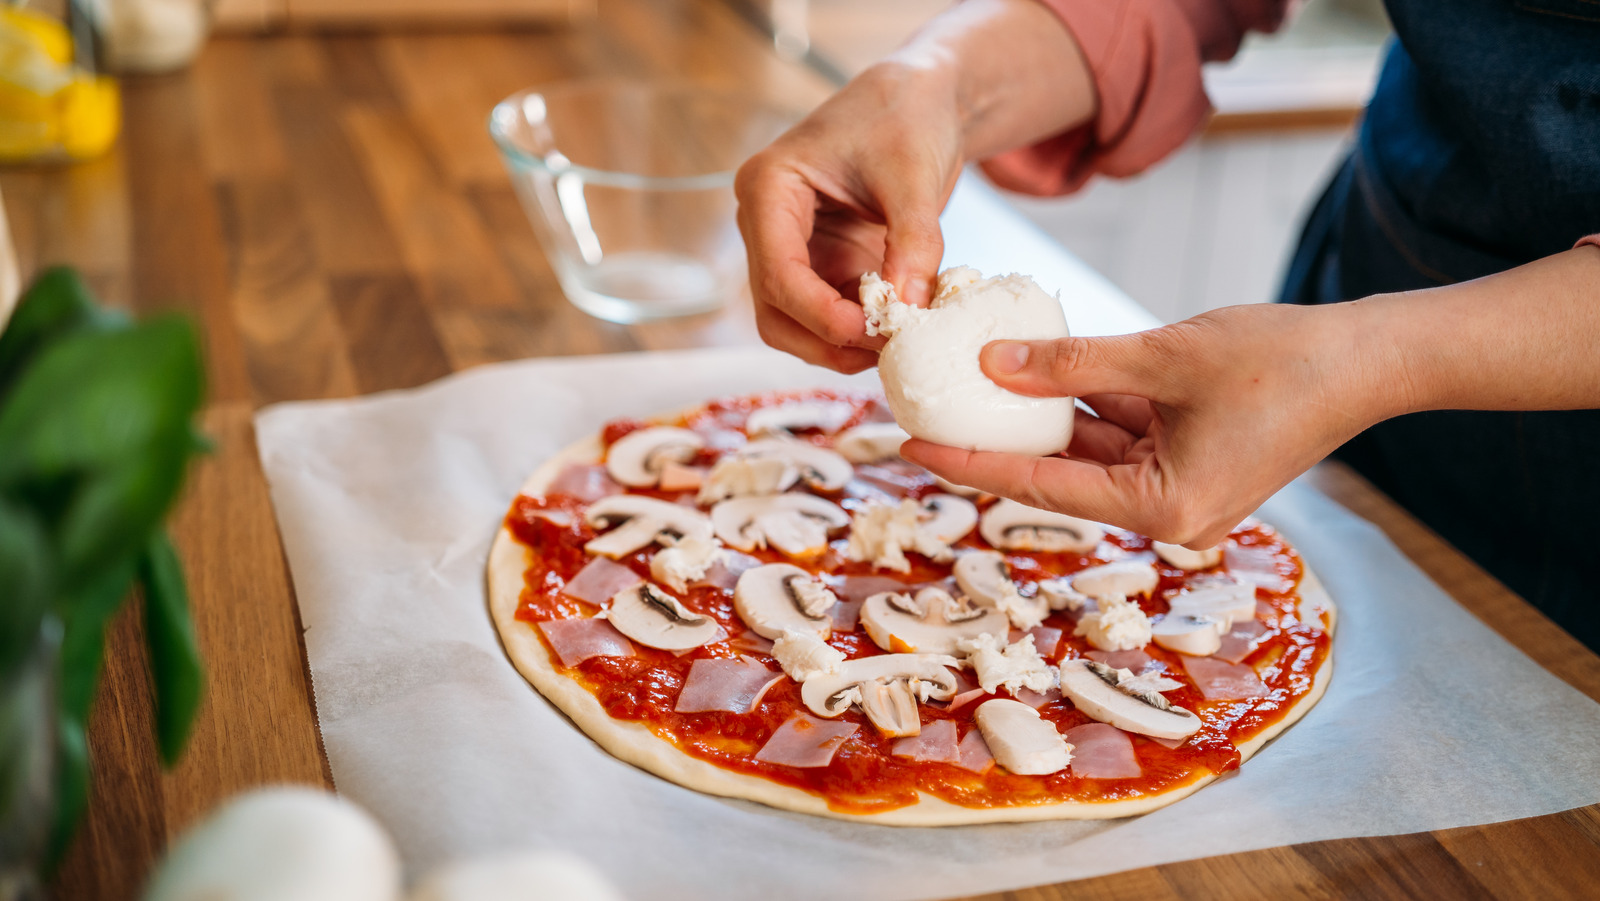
[{"left": 257, "top": 346, "right": 1600, "bottom": 901}]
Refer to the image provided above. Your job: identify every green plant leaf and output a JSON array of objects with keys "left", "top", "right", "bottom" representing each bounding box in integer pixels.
[
  {"left": 47, "top": 713, "right": 88, "bottom": 867},
  {"left": 139, "top": 531, "right": 204, "bottom": 766},
  {"left": 0, "top": 267, "right": 122, "bottom": 401},
  {"left": 0, "top": 499, "right": 51, "bottom": 682}
]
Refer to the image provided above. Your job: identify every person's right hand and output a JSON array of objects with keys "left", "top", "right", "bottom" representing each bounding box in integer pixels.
[{"left": 735, "top": 61, "right": 964, "bottom": 373}]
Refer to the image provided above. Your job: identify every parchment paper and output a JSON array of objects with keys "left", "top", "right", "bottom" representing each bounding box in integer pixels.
[{"left": 257, "top": 346, "right": 1600, "bottom": 900}]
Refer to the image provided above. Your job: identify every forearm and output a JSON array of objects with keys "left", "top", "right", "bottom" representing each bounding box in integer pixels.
[
  {"left": 1355, "top": 246, "right": 1600, "bottom": 418},
  {"left": 883, "top": 0, "right": 1096, "bottom": 162}
]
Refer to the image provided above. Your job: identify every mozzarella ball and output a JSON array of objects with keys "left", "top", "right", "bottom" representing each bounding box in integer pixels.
[{"left": 862, "top": 267, "right": 1074, "bottom": 456}]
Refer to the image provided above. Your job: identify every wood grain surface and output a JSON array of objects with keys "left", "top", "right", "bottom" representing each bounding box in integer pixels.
[{"left": 8, "top": 1, "right": 1595, "bottom": 898}]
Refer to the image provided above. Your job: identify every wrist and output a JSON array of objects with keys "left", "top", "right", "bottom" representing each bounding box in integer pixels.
[{"left": 1334, "top": 294, "right": 1428, "bottom": 424}]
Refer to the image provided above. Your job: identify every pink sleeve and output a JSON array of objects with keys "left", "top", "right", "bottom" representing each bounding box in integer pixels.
[{"left": 980, "top": 0, "right": 1291, "bottom": 196}]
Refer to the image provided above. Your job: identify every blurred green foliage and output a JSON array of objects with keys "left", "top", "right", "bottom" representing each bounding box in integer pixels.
[{"left": 0, "top": 267, "right": 207, "bottom": 864}]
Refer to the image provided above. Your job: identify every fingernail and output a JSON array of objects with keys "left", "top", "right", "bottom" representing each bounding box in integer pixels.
[{"left": 988, "top": 342, "right": 1029, "bottom": 374}]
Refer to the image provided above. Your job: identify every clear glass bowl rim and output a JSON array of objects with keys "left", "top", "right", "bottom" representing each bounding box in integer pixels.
[{"left": 487, "top": 79, "right": 798, "bottom": 191}]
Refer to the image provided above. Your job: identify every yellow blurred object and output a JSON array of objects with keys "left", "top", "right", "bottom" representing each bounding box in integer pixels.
[{"left": 0, "top": 7, "right": 120, "bottom": 162}]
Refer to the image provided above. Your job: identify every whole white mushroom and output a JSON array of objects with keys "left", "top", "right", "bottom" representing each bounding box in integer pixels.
[
  {"left": 143, "top": 786, "right": 401, "bottom": 901},
  {"left": 861, "top": 266, "right": 1075, "bottom": 456}
]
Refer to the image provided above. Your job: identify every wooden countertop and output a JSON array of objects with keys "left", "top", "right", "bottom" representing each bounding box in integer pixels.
[{"left": 14, "top": 1, "right": 1598, "bottom": 897}]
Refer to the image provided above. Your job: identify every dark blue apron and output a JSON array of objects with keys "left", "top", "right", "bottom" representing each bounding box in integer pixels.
[{"left": 1279, "top": 1, "right": 1600, "bottom": 649}]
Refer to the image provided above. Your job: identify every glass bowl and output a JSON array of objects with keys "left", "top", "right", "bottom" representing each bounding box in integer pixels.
[{"left": 489, "top": 80, "right": 797, "bottom": 324}]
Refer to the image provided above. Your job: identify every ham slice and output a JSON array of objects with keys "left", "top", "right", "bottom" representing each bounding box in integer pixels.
[
  {"left": 954, "top": 729, "right": 996, "bottom": 774},
  {"left": 562, "top": 557, "right": 643, "bottom": 605},
  {"left": 829, "top": 598, "right": 864, "bottom": 631},
  {"left": 546, "top": 464, "right": 623, "bottom": 503},
  {"left": 1149, "top": 734, "right": 1188, "bottom": 750},
  {"left": 834, "top": 574, "right": 908, "bottom": 603},
  {"left": 1015, "top": 686, "right": 1063, "bottom": 709},
  {"left": 753, "top": 713, "right": 859, "bottom": 768},
  {"left": 696, "top": 550, "right": 763, "bottom": 592},
  {"left": 1224, "top": 543, "right": 1291, "bottom": 592},
  {"left": 1065, "top": 723, "right": 1142, "bottom": 779},
  {"left": 728, "top": 630, "right": 775, "bottom": 655},
  {"left": 538, "top": 618, "right": 636, "bottom": 668},
  {"left": 891, "top": 719, "right": 961, "bottom": 764},
  {"left": 946, "top": 688, "right": 987, "bottom": 713},
  {"left": 1085, "top": 649, "right": 1156, "bottom": 673},
  {"left": 674, "top": 658, "right": 783, "bottom": 714},
  {"left": 1182, "top": 655, "right": 1268, "bottom": 700},
  {"left": 1213, "top": 619, "right": 1266, "bottom": 664},
  {"left": 1026, "top": 625, "right": 1063, "bottom": 659}
]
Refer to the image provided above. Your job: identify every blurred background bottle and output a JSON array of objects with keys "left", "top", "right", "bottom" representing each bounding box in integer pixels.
[{"left": 0, "top": 1, "right": 118, "bottom": 162}]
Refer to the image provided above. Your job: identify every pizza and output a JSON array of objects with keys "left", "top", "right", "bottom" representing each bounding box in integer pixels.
[{"left": 486, "top": 388, "right": 1335, "bottom": 825}]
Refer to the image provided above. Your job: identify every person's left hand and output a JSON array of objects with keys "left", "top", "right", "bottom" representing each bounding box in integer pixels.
[{"left": 900, "top": 302, "right": 1405, "bottom": 548}]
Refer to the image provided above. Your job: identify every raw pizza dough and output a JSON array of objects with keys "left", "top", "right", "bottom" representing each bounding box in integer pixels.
[{"left": 486, "top": 409, "right": 1337, "bottom": 826}]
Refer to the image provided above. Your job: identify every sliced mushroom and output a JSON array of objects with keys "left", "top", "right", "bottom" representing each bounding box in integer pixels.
[
  {"left": 973, "top": 699, "right": 1073, "bottom": 775},
  {"left": 1072, "top": 561, "right": 1159, "bottom": 602},
  {"left": 695, "top": 455, "right": 799, "bottom": 504},
  {"left": 1167, "top": 580, "right": 1257, "bottom": 629},
  {"left": 733, "top": 563, "right": 835, "bottom": 639},
  {"left": 800, "top": 654, "right": 960, "bottom": 737},
  {"left": 859, "top": 586, "right": 1009, "bottom": 655},
  {"left": 1058, "top": 658, "right": 1201, "bottom": 739},
  {"left": 834, "top": 422, "right": 910, "bottom": 463},
  {"left": 1153, "top": 541, "right": 1223, "bottom": 571},
  {"left": 745, "top": 400, "right": 855, "bottom": 436},
  {"left": 978, "top": 499, "right": 1104, "bottom": 553},
  {"left": 604, "top": 583, "right": 724, "bottom": 651},
  {"left": 1151, "top": 613, "right": 1226, "bottom": 656},
  {"left": 604, "top": 427, "right": 706, "bottom": 488},
  {"left": 583, "top": 495, "right": 714, "bottom": 559},
  {"left": 919, "top": 494, "right": 979, "bottom": 544},
  {"left": 953, "top": 550, "right": 1049, "bottom": 630},
  {"left": 744, "top": 438, "right": 854, "bottom": 491},
  {"left": 711, "top": 494, "right": 850, "bottom": 558}
]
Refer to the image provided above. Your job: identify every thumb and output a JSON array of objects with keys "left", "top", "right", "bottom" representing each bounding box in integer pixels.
[
  {"left": 980, "top": 333, "right": 1168, "bottom": 400},
  {"left": 879, "top": 192, "right": 945, "bottom": 309}
]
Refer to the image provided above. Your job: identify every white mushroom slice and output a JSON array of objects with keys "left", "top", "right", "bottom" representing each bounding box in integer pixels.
[
  {"left": 1152, "top": 541, "right": 1223, "bottom": 571},
  {"left": 1072, "top": 561, "right": 1159, "bottom": 602},
  {"left": 648, "top": 535, "right": 724, "bottom": 594},
  {"left": 771, "top": 629, "right": 845, "bottom": 682},
  {"left": 711, "top": 494, "right": 850, "bottom": 558},
  {"left": 1037, "top": 577, "right": 1093, "bottom": 612},
  {"left": 919, "top": 494, "right": 979, "bottom": 544},
  {"left": 1073, "top": 595, "right": 1153, "bottom": 652},
  {"left": 957, "top": 633, "right": 1055, "bottom": 695},
  {"left": 604, "top": 583, "right": 723, "bottom": 651},
  {"left": 1058, "top": 658, "right": 1202, "bottom": 740},
  {"left": 583, "top": 496, "right": 714, "bottom": 559},
  {"left": 695, "top": 455, "right": 799, "bottom": 504},
  {"left": 834, "top": 422, "right": 910, "bottom": 463},
  {"left": 978, "top": 499, "right": 1104, "bottom": 553},
  {"left": 604, "top": 427, "right": 705, "bottom": 488},
  {"left": 953, "top": 550, "right": 1048, "bottom": 630},
  {"left": 1151, "top": 613, "right": 1226, "bottom": 656},
  {"left": 800, "top": 654, "right": 960, "bottom": 737},
  {"left": 739, "top": 438, "right": 854, "bottom": 492},
  {"left": 1167, "top": 581, "right": 1257, "bottom": 629},
  {"left": 733, "top": 563, "right": 835, "bottom": 639},
  {"left": 973, "top": 699, "right": 1073, "bottom": 775},
  {"left": 859, "top": 586, "right": 1009, "bottom": 655},
  {"left": 745, "top": 400, "right": 855, "bottom": 436}
]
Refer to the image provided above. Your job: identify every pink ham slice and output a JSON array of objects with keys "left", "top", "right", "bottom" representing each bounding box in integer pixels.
[
  {"left": 1149, "top": 734, "right": 1188, "bottom": 750},
  {"left": 1213, "top": 619, "right": 1267, "bottom": 664},
  {"left": 754, "top": 713, "right": 859, "bottom": 768},
  {"left": 1026, "top": 626, "right": 1064, "bottom": 658},
  {"left": 547, "top": 464, "right": 623, "bottom": 503},
  {"left": 890, "top": 719, "right": 961, "bottom": 764},
  {"left": 1224, "top": 543, "right": 1291, "bottom": 592},
  {"left": 829, "top": 598, "right": 864, "bottom": 631},
  {"left": 1182, "top": 655, "right": 1268, "bottom": 700},
  {"left": 1085, "top": 649, "right": 1157, "bottom": 673},
  {"left": 1015, "top": 686, "right": 1063, "bottom": 709},
  {"left": 728, "top": 630, "right": 774, "bottom": 655},
  {"left": 696, "top": 550, "right": 763, "bottom": 592},
  {"left": 954, "top": 729, "right": 996, "bottom": 774},
  {"left": 946, "top": 688, "right": 988, "bottom": 713},
  {"left": 674, "top": 658, "right": 783, "bottom": 714},
  {"left": 834, "top": 574, "right": 908, "bottom": 603},
  {"left": 538, "top": 618, "right": 636, "bottom": 668},
  {"left": 562, "top": 557, "right": 643, "bottom": 605},
  {"left": 1065, "top": 723, "right": 1142, "bottom": 779}
]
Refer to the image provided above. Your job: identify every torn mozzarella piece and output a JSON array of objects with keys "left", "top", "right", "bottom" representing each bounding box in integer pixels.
[
  {"left": 1072, "top": 594, "right": 1152, "bottom": 652},
  {"left": 770, "top": 629, "right": 846, "bottom": 682},
  {"left": 648, "top": 535, "right": 723, "bottom": 594},
  {"left": 957, "top": 632, "right": 1056, "bottom": 695},
  {"left": 1167, "top": 580, "right": 1257, "bottom": 629},
  {"left": 861, "top": 267, "right": 1074, "bottom": 456},
  {"left": 1072, "top": 561, "right": 1159, "bottom": 602},
  {"left": 953, "top": 550, "right": 1049, "bottom": 630},
  {"left": 695, "top": 456, "right": 797, "bottom": 504},
  {"left": 1037, "top": 577, "right": 1093, "bottom": 612},
  {"left": 845, "top": 496, "right": 973, "bottom": 572},
  {"left": 973, "top": 699, "right": 1073, "bottom": 776}
]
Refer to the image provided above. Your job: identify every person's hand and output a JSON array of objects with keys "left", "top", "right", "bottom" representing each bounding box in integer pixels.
[
  {"left": 734, "top": 61, "right": 964, "bottom": 374},
  {"left": 901, "top": 302, "right": 1404, "bottom": 547}
]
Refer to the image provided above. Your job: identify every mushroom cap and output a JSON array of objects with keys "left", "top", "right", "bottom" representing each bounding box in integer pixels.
[
  {"left": 834, "top": 422, "right": 910, "bottom": 463},
  {"left": 919, "top": 493, "right": 979, "bottom": 544},
  {"left": 604, "top": 427, "right": 705, "bottom": 488},
  {"left": 978, "top": 499, "right": 1104, "bottom": 553},
  {"left": 583, "top": 495, "right": 714, "bottom": 559},
  {"left": 605, "top": 583, "right": 724, "bottom": 651},
  {"left": 800, "top": 653, "right": 961, "bottom": 732},
  {"left": 735, "top": 438, "right": 854, "bottom": 491},
  {"left": 1072, "top": 561, "right": 1159, "bottom": 601},
  {"left": 745, "top": 400, "right": 856, "bottom": 436},
  {"left": 710, "top": 493, "right": 849, "bottom": 557},
  {"left": 1150, "top": 613, "right": 1226, "bottom": 656},
  {"left": 953, "top": 550, "right": 1049, "bottom": 629},
  {"left": 1057, "top": 658, "right": 1201, "bottom": 740},
  {"left": 859, "top": 587, "right": 1009, "bottom": 655},
  {"left": 1153, "top": 541, "right": 1223, "bottom": 571},
  {"left": 973, "top": 699, "right": 1073, "bottom": 776},
  {"left": 733, "top": 563, "right": 835, "bottom": 639}
]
